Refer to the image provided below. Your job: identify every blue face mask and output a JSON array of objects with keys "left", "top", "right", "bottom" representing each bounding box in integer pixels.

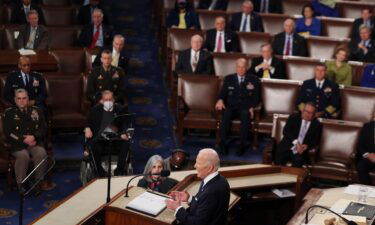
[{"left": 103, "top": 101, "right": 113, "bottom": 111}]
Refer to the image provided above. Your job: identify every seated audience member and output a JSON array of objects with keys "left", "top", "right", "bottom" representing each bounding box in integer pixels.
[
  {"left": 84, "top": 90, "right": 130, "bottom": 176},
  {"left": 3, "top": 89, "right": 53, "bottom": 191},
  {"left": 216, "top": 58, "right": 260, "bottom": 156},
  {"left": 360, "top": 64, "right": 375, "bottom": 88},
  {"left": 16, "top": 10, "right": 49, "bottom": 50},
  {"left": 296, "top": 4, "right": 321, "bottom": 37},
  {"left": 272, "top": 19, "right": 308, "bottom": 57},
  {"left": 356, "top": 113, "right": 375, "bottom": 185},
  {"left": 93, "top": 34, "right": 129, "bottom": 73},
  {"left": 275, "top": 103, "right": 322, "bottom": 168},
  {"left": 175, "top": 34, "right": 214, "bottom": 75},
  {"left": 164, "top": 149, "right": 190, "bottom": 171},
  {"left": 312, "top": 0, "right": 339, "bottom": 17},
  {"left": 349, "top": 25, "right": 375, "bottom": 63},
  {"left": 77, "top": 0, "right": 110, "bottom": 25},
  {"left": 252, "top": 0, "right": 282, "bottom": 14},
  {"left": 351, "top": 7, "right": 375, "bottom": 41},
  {"left": 166, "top": 0, "right": 200, "bottom": 29},
  {"left": 10, "top": 0, "right": 45, "bottom": 25},
  {"left": 325, "top": 47, "right": 352, "bottom": 86},
  {"left": 249, "top": 43, "right": 286, "bottom": 79},
  {"left": 204, "top": 16, "right": 239, "bottom": 53},
  {"left": 78, "top": 8, "right": 113, "bottom": 49},
  {"left": 198, "top": 0, "right": 228, "bottom": 10},
  {"left": 137, "top": 155, "right": 178, "bottom": 194},
  {"left": 87, "top": 50, "right": 126, "bottom": 105},
  {"left": 297, "top": 64, "right": 340, "bottom": 118},
  {"left": 229, "top": 0, "right": 264, "bottom": 32},
  {"left": 3, "top": 56, "right": 47, "bottom": 112}
]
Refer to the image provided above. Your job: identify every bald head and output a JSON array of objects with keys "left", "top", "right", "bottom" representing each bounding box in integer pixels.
[
  {"left": 215, "top": 16, "right": 226, "bottom": 31},
  {"left": 236, "top": 58, "right": 248, "bottom": 76},
  {"left": 18, "top": 56, "right": 31, "bottom": 74},
  {"left": 195, "top": 148, "right": 220, "bottom": 179},
  {"left": 242, "top": 0, "right": 253, "bottom": 14},
  {"left": 191, "top": 34, "right": 203, "bottom": 51},
  {"left": 200, "top": 148, "right": 220, "bottom": 169},
  {"left": 283, "top": 18, "right": 295, "bottom": 34}
]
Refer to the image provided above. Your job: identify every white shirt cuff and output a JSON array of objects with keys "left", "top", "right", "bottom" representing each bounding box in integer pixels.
[{"left": 363, "top": 152, "right": 369, "bottom": 158}]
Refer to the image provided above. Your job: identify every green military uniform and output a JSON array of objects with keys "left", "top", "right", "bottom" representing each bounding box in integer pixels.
[{"left": 87, "top": 66, "right": 126, "bottom": 104}]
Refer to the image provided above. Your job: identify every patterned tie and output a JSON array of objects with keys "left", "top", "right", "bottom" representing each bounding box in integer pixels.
[
  {"left": 89, "top": 25, "right": 100, "bottom": 49},
  {"left": 263, "top": 69, "right": 270, "bottom": 78},
  {"left": 111, "top": 51, "right": 119, "bottom": 67},
  {"left": 26, "top": 27, "right": 36, "bottom": 49},
  {"left": 192, "top": 51, "right": 198, "bottom": 72},
  {"left": 285, "top": 36, "right": 291, "bottom": 56},
  {"left": 217, "top": 32, "right": 223, "bottom": 52}
]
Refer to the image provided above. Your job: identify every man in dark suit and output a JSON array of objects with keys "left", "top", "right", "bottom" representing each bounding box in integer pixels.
[
  {"left": 248, "top": 43, "right": 286, "bottom": 79},
  {"left": 272, "top": 19, "right": 308, "bottom": 57},
  {"left": 198, "top": 0, "right": 228, "bottom": 10},
  {"left": 296, "top": 64, "right": 340, "bottom": 119},
  {"left": 3, "top": 56, "right": 47, "bottom": 112},
  {"left": 78, "top": 8, "right": 113, "bottom": 49},
  {"left": 229, "top": 0, "right": 264, "bottom": 32},
  {"left": 356, "top": 114, "right": 375, "bottom": 185},
  {"left": 349, "top": 25, "right": 375, "bottom": 63},
  {"left": 93, "top": 34, "right": 129, "bottom": 73},
  {"left": 16, "top": 10, "right": 49, "bottom": 50},
  {"left": 204, "top": 16, "right": 239, "bottom": 53},
  {"left": 76, "top": 0, "right": 110, "bottom": 25},
  {"left": 85, "top": 90, "right": 130, "bottom": 176},
  {"left": 175, "top": 34, "right": 214, "bottom": 75},
  {"left": 166, "top": 148, "right": 230, "bottom": 225},
  {"left": 275, "top": 103, "right": 322, "bottom": 167},
  {"left": 216, "top": 58, "right": 260, "bottom": 155},
  {"left": 10, "top": 0, "right": 45, "bottom": 25},
  {"left": 351, "top": 7, "right": 375, "bottom": 40},
  {"left": 252, "top": 0, "right": 282, "bottom": 14}
]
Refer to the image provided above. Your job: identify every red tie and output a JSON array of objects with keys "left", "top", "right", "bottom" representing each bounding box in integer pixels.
[
  {"left": 89, "top": 25, "right": 100, "bottom": 49},
  {"left": 285, "top": 36, "right": 291, "bottom": 56},
  {"left": 217, "top": 32, "right": 223, "bottom": 52}
]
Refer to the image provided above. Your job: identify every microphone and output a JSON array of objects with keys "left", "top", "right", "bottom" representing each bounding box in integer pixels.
[
  {"left": 305, "top": 205, "right": 358, "bottom": 225},
  {"left": 124, "top": 170, "right": 170, "bottom": 197}
]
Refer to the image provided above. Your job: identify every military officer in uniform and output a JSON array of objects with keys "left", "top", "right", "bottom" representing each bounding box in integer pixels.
[
  {"left": 3, "top": 89, "right": 52, "bottom": 191},
  {"left": 3, "top": 56, "right": 47, "bottom": 112},
  {"left": 87, "top": 49, "right": 126, "bottom": 105},
  {"left": 215, "top": 58, "right": 260, "bottom": 156},
  {"left": 296, "top": 64, "right": 340, "bottom": 118}
]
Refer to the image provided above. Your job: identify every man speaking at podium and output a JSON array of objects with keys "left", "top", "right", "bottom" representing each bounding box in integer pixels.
[{"left": 165, "top": 148, "right": 230, "bottom": 225}]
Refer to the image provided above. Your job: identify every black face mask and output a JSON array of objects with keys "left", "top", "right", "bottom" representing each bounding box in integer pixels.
[{"left": 178, "top": 2, "right": 186, "bottom": 9}]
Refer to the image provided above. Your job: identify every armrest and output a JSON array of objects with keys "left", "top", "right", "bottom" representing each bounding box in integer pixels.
[
  {"left": 262, "top": 138, "right": 276, "bottom": 164},
  {"left": 308, "top": 147, "right": 319, "bottom": 164},
  {"left": 253, "top": 103, "right": 263, "bottom": 122},
  {"left": 81, "top": 98, "right": 91, "bottom": 116}
]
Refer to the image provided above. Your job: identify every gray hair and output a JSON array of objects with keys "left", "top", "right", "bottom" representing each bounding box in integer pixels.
[
  {"left": 199, "top": 148, "right": 220, "bottom": 171},
  {"left": 359, "top": 24, "right": 371, "bottom": 33},
  {"left": 113, "top": 34, "right": 125, "bottom": 43},
  {"left": 92, "top": 8, "right": 104, "bottom": 17},
  {"left": 27, "top": 9, "right": 39, "bottom": 18},
  {"left": 14, "top": 88, "right": 28, "bottom": 97},
  {"left": 142, "top": 155, "right": 166, "bottom": 182}
]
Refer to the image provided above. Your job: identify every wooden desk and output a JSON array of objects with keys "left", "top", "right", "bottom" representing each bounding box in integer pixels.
[{"left": 0, "top": 50, "right": 58, "bottom": 73}]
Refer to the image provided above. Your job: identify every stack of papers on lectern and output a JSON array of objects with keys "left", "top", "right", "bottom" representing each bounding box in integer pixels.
[
  {"left": 126, "top": 191, "right": 168, "bottom": 217},
  {"left": 18, "top": 49, "right": 36, "bottom": 55}
]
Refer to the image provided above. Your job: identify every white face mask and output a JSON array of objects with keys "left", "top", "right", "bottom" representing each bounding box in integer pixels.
[{"left": 103, "top": 101, "right": 114, "bottom": 111}]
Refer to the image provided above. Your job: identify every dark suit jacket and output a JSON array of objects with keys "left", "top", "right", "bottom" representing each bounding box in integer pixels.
[
  {"left": 93, "top": 47, "right": 129, "bottom": 73},
  {"left": 198, "top": 0, "right": 228, "bottom": 10},
  {"left": 248, "top": 56, "right": 286, "bottom": 79},
  {"left": 204, "top": 29, "right": 239, "bottom": 52},
  {"left": 16, "top": 24, "right": 49, "bottom": 50},
  {"left": 351, "top": 17, "right": 375, "bottom": 40},
  {"left": 78, "top": 24, "right": 113, "bottom": 48},
  {"left": 229, "top": 12, "right": 264, "bottom": 32},
  {"left": 3, "top": 71, "right": 47, "bottom": 106},
  {"left": 357, "top": 121, "right": 375, "bottom": 161},
  {"left": 219, "top": 73, "right": 260, "bottom": 110},
  {"left": 349, "top": 39, "right": 375, "bottom": 63},
  {"left": 76, "top": 4, "right": 110, "bottom": 25},
  {"left": 277, "top": 113, "right": 322, "bottom": 157},
  {"left": 176, "top": 174, "right": 230, "bottom": 225},
  {"left": 252, "top": 0, "right": 282, "bottom": 13},
  {"left": 137, "top": 177, "right": 178, "bottom": 194},
  {"left": 272, "top": 32, "right": 307, "bottom": 57},
  {"left": 10, "top": 3, "right": 45, "bottom": 25},
  {"left": 175, "top": 48, "right": 214, "bottom": 75}
]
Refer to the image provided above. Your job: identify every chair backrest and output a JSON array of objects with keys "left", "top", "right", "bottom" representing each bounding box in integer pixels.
[
  {"left": 2, "top": 25, "right": 19, "bottom": 49},
  {"left": 281, "top": 0, "right": 312, "bottom": 15},
  {"left": 261, "top": 79, "right": 301, "bottom": 114},
  {"left": 284, "top": 56, "right": 319, "bottom": 81},
  {"left": 321, "top": 17, "right": 354, "bottom": 39},
  {"left": 271, "top": 113, "right": 290, "bottom": 144},
  {"left": 178, "top": 74, "right": 220, "bottom": 112},
  {"left": 306, "top": 36, "right": 349, "bottom": 60},
  {"left": 41, "top": 0, "right": 72, "bottom": 6},
  {"left": 212, "top": 52, "right": 250, "bottom": 77},
  {"left": 226, "top": 0, "right": 243, "bottom": 13},
  {"left": 168, "top": 28, "right": 204, "bottom": 51},
  {"left": 196, "top": 9, "right": 229, "bottom": 31},
  {"left": 0, "top": 4, "right": 12, "bottom": 24},
  {"left": 50, "top": 48, "right": 88, "bottom": 73},
  {"left": 336, "top": 1, "right": 375, "bottom": 19},
  {"left": 48, "top": 27, "right": 78, "bottom": 48},
  {"left": 318, "top": 119, "right": 363, "bottom": 165},
  {"left": 341, "top": 86, "right": 375, "bottom": 123},
  {"left": 260, "top": 13, "right": 290, "bottom": 35},
  {"left": 237, "top": 32, "right": 272, "bottom": 55},
  {"left": 42, "top": 6, "right": 75, "bottom": 26}
]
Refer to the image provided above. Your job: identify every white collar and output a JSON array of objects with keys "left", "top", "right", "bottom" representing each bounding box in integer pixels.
[
  {"left": 191, "top": 49, "right": 200, "bottom": 54},
  {"left": 23, "top": 4, "right": 30, "bottom": 8},
  {"left": 202, "top": 171, "right": 219, "bottom": 187},
  {"left": 263, "top": 57, "right": 272, "bottom": 64},
  {"left": 315, "top": 79, "right": 325, "bottom": 85},
  {"left": 21, "top": 71, "right": 28, "bottom": 77}
]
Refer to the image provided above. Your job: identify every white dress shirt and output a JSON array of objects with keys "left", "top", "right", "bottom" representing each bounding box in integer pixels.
[
  {"left": 315, "top": 79, "right": 325, "bottom": 88},
  {"left": 283, "top": 33, "right": 293, "bottom": 55},
  {"left": 291, "top": 119, "right": 311, "bottom": 154},
  {"left": 255, "top": 57, "right": 275, "bottom": 74},
  {"left": 240, "top": 14, "right": 251, "bottom": 32},
  {"left": 190, "top": 49, "right": 200, "bottom": 65},
  {"left": 214, "top": 31, "right": 226, "bottom": 53}
]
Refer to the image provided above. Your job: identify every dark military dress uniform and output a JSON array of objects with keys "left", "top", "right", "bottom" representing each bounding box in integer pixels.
[
  {"left": 86, "top": 66, "right": 126, "bottom": 104},
  {"left": 296, "top": 78, "right": 340, "bottom": 118},
  {"left": 3, "top": 106, "right": 47, "bottom": 185},
  {"left": 218, "top": 74, "right": 261, "bottom": 153}
]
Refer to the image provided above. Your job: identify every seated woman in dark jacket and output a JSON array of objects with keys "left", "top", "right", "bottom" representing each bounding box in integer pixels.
[
  {"left": 137, "top": 155, "right": 178, "bottom": 194},
  {"left": 166, "top": 0, "right": 200, "bottom": 29}
]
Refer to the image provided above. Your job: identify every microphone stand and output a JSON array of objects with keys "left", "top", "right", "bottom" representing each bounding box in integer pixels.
[
  {"left": 124, "top": 171, "right": 170, "bottom": 197},
  {"left": 305, "top": 205, "right": 358, "bottom": 225}
]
